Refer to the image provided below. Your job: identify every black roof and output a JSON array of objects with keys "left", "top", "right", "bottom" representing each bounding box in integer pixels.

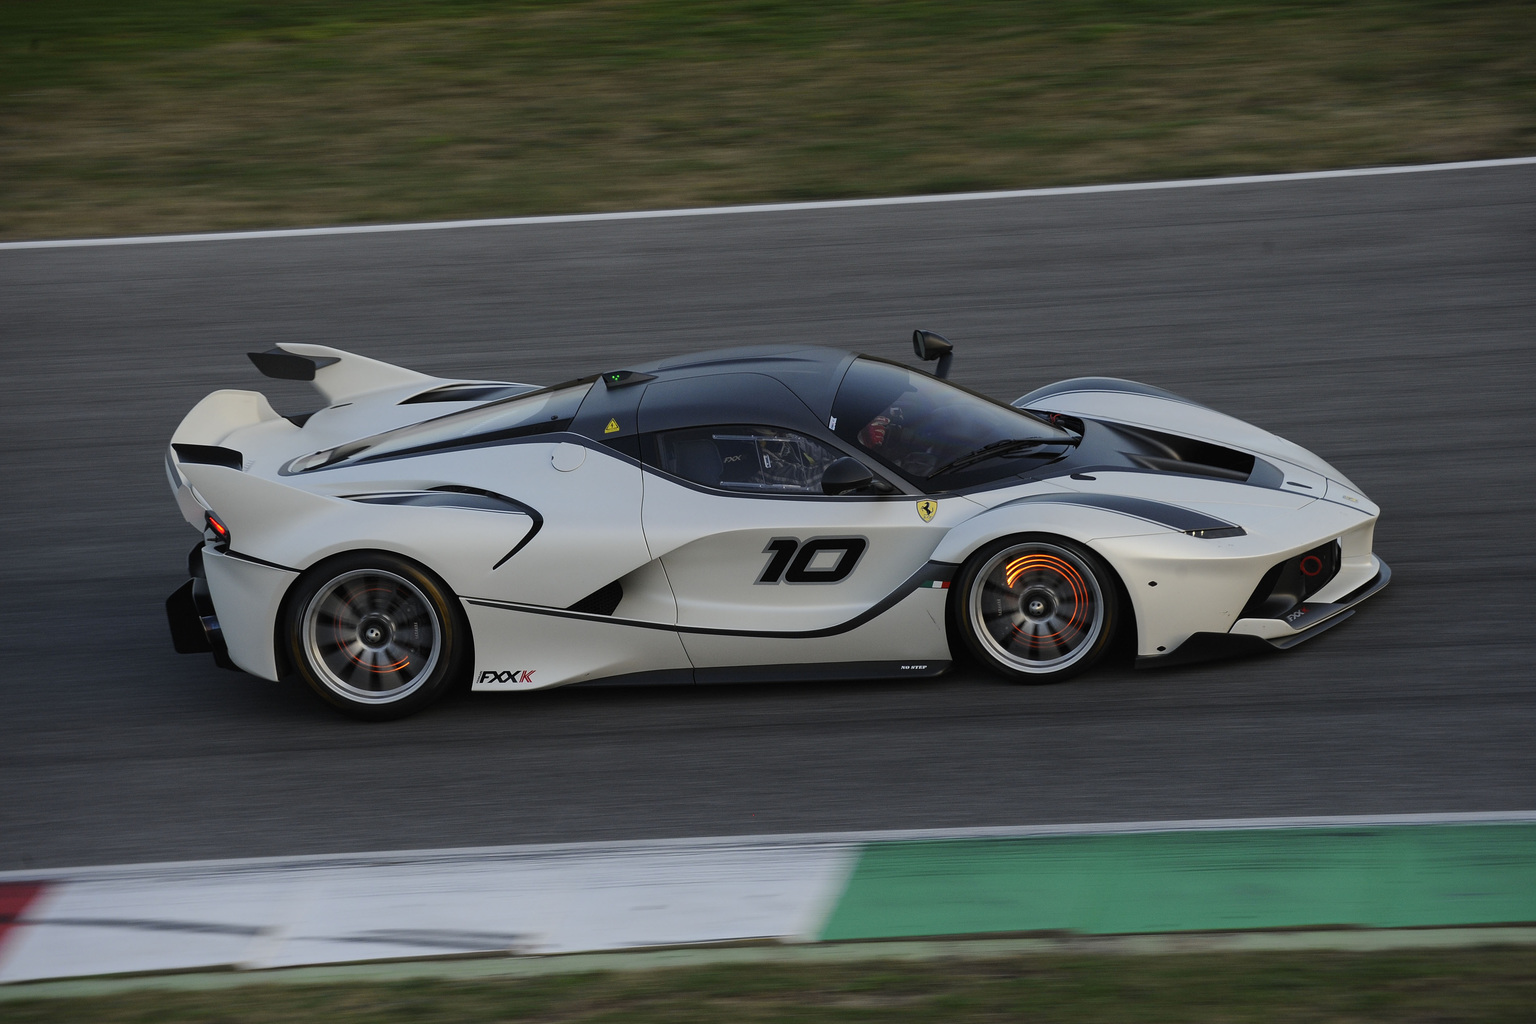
[
  {"left": 641, "top": 345, "right": 855, "bottom": 420},
  {"left": 571, "top": 345, "right": 857, "bottom": 444}
]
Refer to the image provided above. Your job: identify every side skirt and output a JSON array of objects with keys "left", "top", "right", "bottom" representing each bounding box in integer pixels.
[{"left": 569, "top": 661, "right": 951, "bottom": 688}]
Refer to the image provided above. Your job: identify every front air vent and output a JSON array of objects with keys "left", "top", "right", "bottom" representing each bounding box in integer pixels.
[
  {"left": 1240, "top": 540, "right": 1343, "bottom": 619},
  {"left": 1128, "top": 453, "right": 1250, "bottom": 482},
  {"left": 1111, "top": 424, "right": 1256, "bottom": 482}
]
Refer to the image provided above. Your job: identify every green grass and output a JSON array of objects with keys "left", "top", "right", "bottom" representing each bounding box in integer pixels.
[
  {"left": 2, "top": 1, "right": 1534, "bottom": 240},
  {"left": 4, "top": 949, "right": 1536, "bottom": 1023}
]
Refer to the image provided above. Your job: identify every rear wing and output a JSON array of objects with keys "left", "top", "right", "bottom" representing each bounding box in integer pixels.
[{"left": 248, "top": 343, "right": 434, "bottom": 405}]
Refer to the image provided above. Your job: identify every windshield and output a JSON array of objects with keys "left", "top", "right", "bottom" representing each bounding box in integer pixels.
[
  {"left": 287, "top": 380, "right": 594, "bottom": 473},
  {"left": 830, "top": 358, "right": 1074, "bottom": 489}
]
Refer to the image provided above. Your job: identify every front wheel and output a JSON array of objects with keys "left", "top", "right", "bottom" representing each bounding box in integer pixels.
[
  {"left": 283, "top": 553, "right": 468, "bottom": 720},
  {"left": 952, "top": 536, "right": 1119, "bottom": 683}
]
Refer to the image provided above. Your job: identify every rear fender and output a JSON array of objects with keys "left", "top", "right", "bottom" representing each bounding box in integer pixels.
[
  {"left": 169, "top": 390, "right": 292, "bottom": 527},
  {"left": 932, "top": 500, "right": 1172, "bottom": 658},
  {"left": 174, "top": 463, "right": 535, "bottom": 595},
  {"left": 931, "top": 501, "right": 1168, "bottom": 566},
  {"left": 171, "top": 389, "right": 283, "bottom": 447}
]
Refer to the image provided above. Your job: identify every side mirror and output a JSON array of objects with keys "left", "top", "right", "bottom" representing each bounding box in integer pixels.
[
  {"left": 912, "top": 330, "right": 954, "bottom": 379},
  {"left": 822, "top": 457, "right": 875, "bottom": 495}
]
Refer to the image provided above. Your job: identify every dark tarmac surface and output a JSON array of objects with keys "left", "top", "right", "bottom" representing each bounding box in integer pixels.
[{"left": 2, "top": 165, "right": 1533, "bottom": 870}]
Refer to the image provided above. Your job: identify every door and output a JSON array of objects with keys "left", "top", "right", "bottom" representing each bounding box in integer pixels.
[{"left": 639, "top": 423, "right": 958, "bottom": 670}]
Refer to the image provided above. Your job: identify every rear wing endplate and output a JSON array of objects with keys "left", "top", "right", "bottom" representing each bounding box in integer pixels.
[{"left": 248, "top": 344, "right": 433, "bottom": 405}]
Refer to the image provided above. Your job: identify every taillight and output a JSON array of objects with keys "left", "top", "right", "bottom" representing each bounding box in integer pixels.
[{"left": 204, "top": 511, "right": 231, "bottom": 551}]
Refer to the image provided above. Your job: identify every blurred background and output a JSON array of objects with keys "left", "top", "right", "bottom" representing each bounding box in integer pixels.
[{"left": 2, "top": 0, "right": 1534, "bottom": 240}]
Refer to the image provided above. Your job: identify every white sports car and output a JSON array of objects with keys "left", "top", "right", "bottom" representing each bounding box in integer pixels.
[{"left": 165, "top": 332, "right": 1388, "bottom": 719}]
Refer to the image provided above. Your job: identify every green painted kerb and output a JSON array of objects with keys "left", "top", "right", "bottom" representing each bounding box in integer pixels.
[{"left": 820, "top": 824, "right": 1536, "bottom": 941}]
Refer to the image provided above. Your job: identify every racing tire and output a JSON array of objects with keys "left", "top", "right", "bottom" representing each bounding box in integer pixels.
[
  {"left": 952, "top": 536, "right": 1119, "bottom": 684},
  {"left": 282, "top": 552, "right": 469, "bottom": 720}
]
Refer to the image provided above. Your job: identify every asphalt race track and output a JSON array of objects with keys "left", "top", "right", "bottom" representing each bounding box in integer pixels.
[{"left": 2, "top": 164, "right": 1533, "bottom": 870}]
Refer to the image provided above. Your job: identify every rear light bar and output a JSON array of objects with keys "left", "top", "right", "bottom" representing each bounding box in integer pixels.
[{"left": 203, "top": 511, "right": 231, "bottom": 551}]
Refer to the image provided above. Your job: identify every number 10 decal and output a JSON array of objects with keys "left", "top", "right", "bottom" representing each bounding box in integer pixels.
[{"left": 758, "top": 537, "right": 868, "bottom": 585}]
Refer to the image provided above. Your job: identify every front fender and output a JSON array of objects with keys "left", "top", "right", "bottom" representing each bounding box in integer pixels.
[
  {"left": 932, "top": 495, "right": 1272, "bottom": 658},
  {"left": 931, "top": 499, "right": 1170, "bottom": 566}
]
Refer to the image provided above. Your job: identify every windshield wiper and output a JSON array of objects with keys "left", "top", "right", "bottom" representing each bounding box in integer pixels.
[{"left": 927, "top": 437, "right": 1067, "bottom": 479}]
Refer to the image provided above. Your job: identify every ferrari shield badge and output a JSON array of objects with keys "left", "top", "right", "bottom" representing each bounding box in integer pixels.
[{"left": 917, "top": 499, "right": 938, "bottom": 522}]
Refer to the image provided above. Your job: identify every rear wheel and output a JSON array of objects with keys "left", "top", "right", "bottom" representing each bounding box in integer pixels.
[
  {"left": 953, "top": 536, "right": 1119, "bottom": 683},
  {"left": 283, "top": 553, "right": 467, "bottom": 720}
]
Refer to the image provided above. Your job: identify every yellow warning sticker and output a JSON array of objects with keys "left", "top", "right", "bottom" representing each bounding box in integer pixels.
[
  {"left": 604, "top": 418, "right": 621, "bottom": 434},
  {"left": 917, "top": 499, "right": 937, "bottom": 522}
]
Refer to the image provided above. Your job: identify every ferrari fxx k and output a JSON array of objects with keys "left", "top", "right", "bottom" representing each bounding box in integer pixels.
[{"left": 165, "top": 332, "right": 1387, "bottom": 718}]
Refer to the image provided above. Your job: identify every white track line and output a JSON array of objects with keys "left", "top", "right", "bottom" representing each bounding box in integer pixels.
[
  {"left": 3, "top": 156, "right": 1533, "bottom": 251},
  {"left": 5, "top": 810, "right": 1532, "bottom": 883}
]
